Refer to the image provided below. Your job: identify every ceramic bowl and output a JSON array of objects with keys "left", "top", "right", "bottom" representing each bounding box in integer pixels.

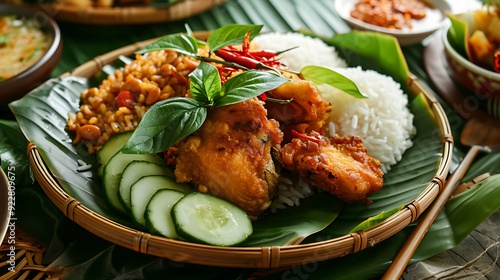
[
  {"left": 0, "top": 4, "right": 62, "bottom": 116},
  {"left": 442, "top": 25, "right": 500, "bottom": 118},
  {"left": 335, "top": 0, "right": 451, "bottom": 46}
]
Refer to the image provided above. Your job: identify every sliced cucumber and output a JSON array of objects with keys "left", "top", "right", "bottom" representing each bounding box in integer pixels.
[
  {"left": 145, "top": 189, "right": 185, "bottom": 239},
  {"left": 96, "top": 131, "right": 132, "bottom": 177},
  {"left": 118, "top": 161, "right": 174, "bottom": 211},
  {"left": 102, "top": 152, "right": 165, "bottom": 214},
  {"left": 130, "top": 175, "right": 192, "bottom": 226},
  {"left": 172, "top": 192, "right": 253, "bottom": 246}
]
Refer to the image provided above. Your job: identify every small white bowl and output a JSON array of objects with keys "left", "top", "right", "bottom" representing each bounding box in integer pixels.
[{"left": 335, "top": 0, "right": 451, "bottom": 46}]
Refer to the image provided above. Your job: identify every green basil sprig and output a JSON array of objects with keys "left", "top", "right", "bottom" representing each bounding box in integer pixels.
[{"left": 122, "top": 62, "right": 288, "bottom": 154}]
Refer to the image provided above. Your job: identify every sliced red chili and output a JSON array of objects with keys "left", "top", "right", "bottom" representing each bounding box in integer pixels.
[
  {"left": 116, "top": 90, "right": 135, "bottom": 109},
  {"left": 290, "top": 130, "right": 322, "bottom": 143}
]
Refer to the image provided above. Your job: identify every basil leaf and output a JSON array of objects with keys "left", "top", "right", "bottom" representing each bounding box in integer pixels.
[
  {"left": 215, "top": 71, "right": 289, "bottom": 107},
  {"left": 207, "top": 24, "right": 263, "bottom": 52},
  {"left": 301, "top": 65, "right": 366, "bottom": 99},
  {"left": 136, "top": 33, "right": 199, "bottom": 57},
  {"left": 122, "top": 97, "right": 207, "bottom": 154},
  {"left": 189, "top": 62, "right": 221, "bottom": 105}
]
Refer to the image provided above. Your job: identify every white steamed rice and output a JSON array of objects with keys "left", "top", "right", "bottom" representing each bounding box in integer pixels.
[
  {"left": 252, "top": 32, "right": 347, "bottom": 71},
  {"left": 255, "top": 33, "right": 416, "bottom": 211},
  {"left": 319, "top": 67, "right": 416, "bottom": 173}
]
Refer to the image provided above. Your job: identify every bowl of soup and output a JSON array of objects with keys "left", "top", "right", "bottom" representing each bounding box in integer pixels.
[{"left": 0, "top": 4, "right": 62, "bottom": 117}]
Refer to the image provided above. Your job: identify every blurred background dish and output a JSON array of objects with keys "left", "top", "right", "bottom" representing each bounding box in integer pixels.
[
  {"left": 335, "top": 0, "right": 451, "bottom": 46},
  {"left": 0, "top": 4, "right": 62, "bottom": 118},
  {"left": 443, "top": 25, "right": 500, "bottom": 95},
  {"left": 6, "top": 0, "right": 226, "bottom": 25},
  {"left": 443, "top": 24, "right": 500, "bottom": 119}
]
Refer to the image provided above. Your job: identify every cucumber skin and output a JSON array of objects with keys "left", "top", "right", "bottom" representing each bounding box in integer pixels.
[
  {"left": 129, "top": 175, "right": 192, "bottom": 227},
  {"left": 96, "top": 131, "right": 133, "bottom": 177},
  {"left": 145, "top": 189, "right": 185, "bottom": 239},
  {"left": 118, "top": 161, "right": 174, "bottom": 212},
  {"left": 102, "top": 152, "right": 165, "bottom": 214},
  {"left": 172, "top": 192, "right": 253, "bottom": 246}
]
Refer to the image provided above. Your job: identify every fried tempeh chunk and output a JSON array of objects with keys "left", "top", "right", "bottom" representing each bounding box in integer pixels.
[
  {"left": 280, "top": 131, "right": 384, "bottom": 204},
  {"left": 174, "top": 98, "right": 283, "bottom": 220}
]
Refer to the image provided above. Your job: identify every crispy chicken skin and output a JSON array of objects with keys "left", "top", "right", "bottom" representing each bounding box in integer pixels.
[
  {"left": 265, "top": 78, "right": 331, "bottom": 141},
  {"left": 174, "top": 98, "right": 283, "bottom": 220},
  {"left": 280, "top": 131, "right": 384, "bottom": 204}
]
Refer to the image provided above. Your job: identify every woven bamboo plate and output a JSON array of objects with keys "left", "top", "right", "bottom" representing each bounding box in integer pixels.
[
  {"left": 16, "top": 0, "right": 225, "bottom": 25},
  {"left": 20, "top": 34, "right": 453, "bottom": 269}
]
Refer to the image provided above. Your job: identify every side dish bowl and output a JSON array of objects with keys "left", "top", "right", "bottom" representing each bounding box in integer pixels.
[
  {"left": 443, "top": 25, "right": 500, "bottom": 100},
  {"left": 335, "top": 0, "right": 451, "bottom": 46},
  {"left": 0, "top": 4, "right": 62, "bottom": 116},
  {"left": 443, "top": 25, "right": 500, "bottom": 120}
]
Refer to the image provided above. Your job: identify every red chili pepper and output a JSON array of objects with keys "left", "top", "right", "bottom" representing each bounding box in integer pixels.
[
  {"left": 290, "top": 130, "right": 322, "bottom": 143},
  {"left": 494, "top": 50, "right": 500, "bottom": 73},
  {"left": 116, "top": 91, "right": 135, "bottom": 109},
  {"left": 215, "top": 48, "right": 262, "bottom": 69},
  {"left": 259, "top": 93, "right": 267, "bottom": 101}
]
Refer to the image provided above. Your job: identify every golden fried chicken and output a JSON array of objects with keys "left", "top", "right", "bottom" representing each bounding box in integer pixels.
[
  {"left": 280, "top": 131, "right": 384, "bottom": 204},
  {"left": 174, "top": 98, "right": 283, "bottom": 220},
  {"left": 265, "top": 77, "right": 331, "bottom": 142}
]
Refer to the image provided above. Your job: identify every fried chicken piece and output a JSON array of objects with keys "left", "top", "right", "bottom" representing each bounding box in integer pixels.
[
  {"left": 280, "top": 131, "right": 384, "bottom": 204},
  {"left": 265, "top": 78, "right": 331, "bottom": 141},
  {"left": 174, "top": 98, "right": 283, "bottom": 220}
]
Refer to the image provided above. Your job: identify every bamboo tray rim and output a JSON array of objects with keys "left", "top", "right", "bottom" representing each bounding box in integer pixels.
[
  {"left": 21, "top": 0, "right": 225, "bottom": 25},
  {"left": 26, "top": 35, "right": 454, "bottom": 269}
]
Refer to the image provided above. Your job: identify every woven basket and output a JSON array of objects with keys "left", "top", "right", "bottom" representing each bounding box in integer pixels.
[
  {"left": 0, "top": 230, "right": 55, "bottom": 280},
  {"left": 18, "top": 0, "right": 225, "bottom": 25},
  {"left": 25, "top": 35, "right": 454, "bottom": 269}
]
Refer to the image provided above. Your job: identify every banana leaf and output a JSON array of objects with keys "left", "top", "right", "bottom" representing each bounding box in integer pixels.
[
  {"left": 6, "top": 0, "right": 500, "bottom": 278},
  {"left": 11, "top": 151, "right": 500, "bottom": 280},
  {"left": 0, "top": 120, "right": 34, "bottom": 187},
  {"left": 10, "top": 27, "right": 443, "bottom": 249}
]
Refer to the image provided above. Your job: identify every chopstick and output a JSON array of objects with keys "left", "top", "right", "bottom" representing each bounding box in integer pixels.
[{"left": 381, "top": 145, "right": 483, "bottom": 279}]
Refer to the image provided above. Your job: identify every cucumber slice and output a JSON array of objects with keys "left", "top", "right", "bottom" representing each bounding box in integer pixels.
[
  {"left": 96, "top": 131, "right": 132, "bottom": 177},
  {"left": 102, "top": 152, "right": 165, "bottom": 214},
  {"left": 118, "top": 161, "right": 174, "bottom": 211},
  {"left": 172, "top": 192, "right": 253, "bottom": 246},
  {"left": 145, "top": 189, "right": 185, "bottom": 239},
  {"left": 130, "top": 175, "right": 192, "bottom": 226}
]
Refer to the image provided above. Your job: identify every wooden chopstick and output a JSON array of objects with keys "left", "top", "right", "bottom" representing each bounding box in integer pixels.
[{"left": 381, "top": 145, "right": 483, "bottom": 279}]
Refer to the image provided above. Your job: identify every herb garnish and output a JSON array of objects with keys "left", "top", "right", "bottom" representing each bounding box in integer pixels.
[
  {"left": 121, "top": 63, "right": 288, "bottom": 154},
  {"left": 121, "top": 24, "right": 363, "bottom": 154}
]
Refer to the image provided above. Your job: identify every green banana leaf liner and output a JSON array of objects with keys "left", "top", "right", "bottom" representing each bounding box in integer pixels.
[{"left": 10, "top": 30, "right": 454, "bottom": 269}]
